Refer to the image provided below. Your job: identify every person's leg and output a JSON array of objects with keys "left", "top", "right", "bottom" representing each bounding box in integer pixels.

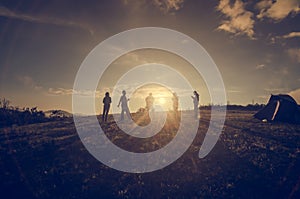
[
  {"left": 105, "top": 105, "right": 110, "bottom": 122},
  {"left": 126, "top": 108, "right": 131, "bottom": 120},
  {"left": 121, "top": 108, "right": 124, "bottom": 121},
  {"left": 194, "top": 106, "right": 198, "bottom": 118},
  {"left": 102, "top": 106, "right": 106, "bottom": 122},
  {"left": 150, "top": 105, "right": 154, "bottom": 112},
  {"left": 104, "top": 109, "right": 107, "bottom": 122}
]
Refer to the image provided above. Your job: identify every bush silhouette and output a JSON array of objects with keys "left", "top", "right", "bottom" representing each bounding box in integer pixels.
[{"left": 0, "top": 97, "right": 48, "bottom": 127}]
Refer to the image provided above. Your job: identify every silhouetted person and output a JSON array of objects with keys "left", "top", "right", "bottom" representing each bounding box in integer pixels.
[
  {"left": 118, "top": 90, "right": 131, "bottom": 121},
  {"left": 102, "top": 92, "right": 111, "bottom": 122},
  {"left": 191, "top": 91, "right": 199, "bottom": 119},
  {"left": 145, "top": 93, "right": 154, "bottom": 112},
  {"left": 172, "top": 92, "right": 179, "bottom": 112}
]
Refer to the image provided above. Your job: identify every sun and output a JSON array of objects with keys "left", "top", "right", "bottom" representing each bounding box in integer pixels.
[
  {"left": 158, "top": 97, "right": 166, "bottom": 105},
  {"left": 127, "top": 83, "right": 174, "bottom": 111}
]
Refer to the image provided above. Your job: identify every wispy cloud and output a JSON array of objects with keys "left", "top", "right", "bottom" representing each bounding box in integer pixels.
[
  {"left": 255, "top": 64, "right": 266, "bottom": 70},
  {"left": 216, "top": 0, "right": 255, "bottom": 39},
  {"left": 112, "top": 51, "right": 150, "bottom": 66},
  {"left": 122, "top": 0, "right": 186, "bottom": 14},
  {"left": 47, "top": 85, "right": 193, "bottom": 105},
  {"left": 256, "top": 0, "right": 300, "bottom": 21},
  {"left": 47, "top": 88, "right": 102, "bottom": 97},
  {"left": 0, "top": 6, "right": 93, "bottom": 35},
  {"left": 152, "top": 0, "right": 185, "bottom": 14},
  {"left": 282, "top": 32, "right": 300, "bottom": 39},
  {"left": 287, "top": 48, "right": 300, "bottom": 63},
  {"left": 16, "top": 75, "right": 42, "bottom": 90},
  {"left": 271, "top": 31, "right": 300, "bottom": 42},
  {"left": 264, "top": 87, "right": 289, "bottom": 94},
  {"left": 47, "top": 88, "right": 73, "bottom": 96}
]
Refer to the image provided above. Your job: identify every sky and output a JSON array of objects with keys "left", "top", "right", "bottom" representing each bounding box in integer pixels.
[{"left": 0, "top": 0, "right": 299, "bottom": 114}]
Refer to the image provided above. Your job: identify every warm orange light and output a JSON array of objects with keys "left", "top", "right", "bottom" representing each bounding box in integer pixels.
[{"left": 158, "top": 97, "right": 166, "bottom": 105}]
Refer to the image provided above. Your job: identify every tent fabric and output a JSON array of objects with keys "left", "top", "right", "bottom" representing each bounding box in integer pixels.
[{"left": 254, "top": 94, "right": 300, "bottom": 124}]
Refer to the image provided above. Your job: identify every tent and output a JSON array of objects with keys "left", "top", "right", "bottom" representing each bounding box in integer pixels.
[{"left": 254, "top": 94, "right": 300, "bottom": 124}]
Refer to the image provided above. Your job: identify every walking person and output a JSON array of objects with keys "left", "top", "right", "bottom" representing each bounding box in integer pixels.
[
  {"left": 172, "top": 92, "right": 179, "bottom": 119},
  {"left": 117, "top": 90, "right": 131, "bottom": 121},
  {"left": 145, "top": 93, "right": 154, "bottom": 112},
  {"left": 102, "top": 92, "right": 111, "bottom": 122},
  {"left": 191, "top": 91, "right": 200, "bottom": 119},
  {"left": 172, "top": 92, "right": 179, "bottom": 113}
]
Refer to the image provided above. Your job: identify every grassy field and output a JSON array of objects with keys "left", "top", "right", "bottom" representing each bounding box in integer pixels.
[{"left": 1, "top": 110, "right": 300, "bottom": 199}]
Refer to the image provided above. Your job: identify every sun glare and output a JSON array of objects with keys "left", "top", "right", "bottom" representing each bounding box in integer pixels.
[
  {"left": 158, "top": 97, "right": 166, "bottom": 105},
  {"left": 127, "top": 83, "right": 173, "bottom": 112}
]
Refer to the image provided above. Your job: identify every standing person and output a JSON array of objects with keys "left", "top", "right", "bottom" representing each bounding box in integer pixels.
[
  {"left": 102, "top": 92, "right": 111, "bottom": 122},
  {"left": 145, "top": 93, "right": 154, "bottom": 112},
  {"left": 117, "top": 90, "right": 131, "bottom": 121},
  {"left": 191, "top": 91, "right": 200, "bottom": 119},
  {"left": 172, "top": 92, "right": 179, "bottom": 112}
]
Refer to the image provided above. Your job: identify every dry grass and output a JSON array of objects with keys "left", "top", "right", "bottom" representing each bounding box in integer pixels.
[{"left": 1, "top": 110, "right": 300, "bottom": 198}]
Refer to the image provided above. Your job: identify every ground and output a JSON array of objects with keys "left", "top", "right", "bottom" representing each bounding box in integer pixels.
[{"left": 1, "top": 110, "right": 300, "bottom": 199}]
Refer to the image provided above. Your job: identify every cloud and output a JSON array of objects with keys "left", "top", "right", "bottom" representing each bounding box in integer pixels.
[
  {"left": 111, "top": 51, "right": 152, "bottom": 67},
  {"left": 289, "top": 88, "right": 300, "bottom": 104},
  {"left": 256, "top": 0, "right": 300, "bottom": 21},
  {"left": 264, "top": 87, "right": 289, "bottom": 94},
  {"left": 16, "top": 75, "right": 42, "bottom": 90},
  {"left": 0, "top": 6, "right": 93, "bottom": 35},
  {"left": 47, "top": 88, "right": 102, "bottom": 97},
  {"left": 255, "top": 64, "right": 266, "bottom": 70},
  {"left": 272, "top": 32, "right": 300, "bottom": 42},
  {"left": 216, "top": 0, "right": 255, "bottom": 38},
  {"left": 47, "top": 88, "right": 74, "bottom": 96},
  {"left": 152, "top": 0, "right": 185, "bottom": 13},
  {"left": 122, "top": 0, "right": 186, "bottom": 14},
  {"left": 47, "top": 88, "right": 105, "bottom": 98},
  {"left": 287, "top": 48, "right": 300, "bottom": 63},
  {"left": 282, "top": 32, "right": 300, "bottom": 39},
  {"left": 255, "top": 0, "right": 273, "bottom": 10}
]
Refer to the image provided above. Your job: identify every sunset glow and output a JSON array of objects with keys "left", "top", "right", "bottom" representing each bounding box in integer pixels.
[
  {"left": 157, "top": 97, "right": 166, "bottom": 105},
  {"left": 126, "top": 83, "right": 174, "bottom": 112},
  {"left": 0, "top": 0, "right": 299, "bottom": 113}
]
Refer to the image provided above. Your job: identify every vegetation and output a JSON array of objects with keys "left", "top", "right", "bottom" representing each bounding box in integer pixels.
[
  {"left": 0, "top": 110, "right": 300, "bottom": 198},
  {"left": 200, "top": 103, "right": 265, "bottom": 111},
  {"left": 0, "top": 98, "right": 52, "bottom": 127}
]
